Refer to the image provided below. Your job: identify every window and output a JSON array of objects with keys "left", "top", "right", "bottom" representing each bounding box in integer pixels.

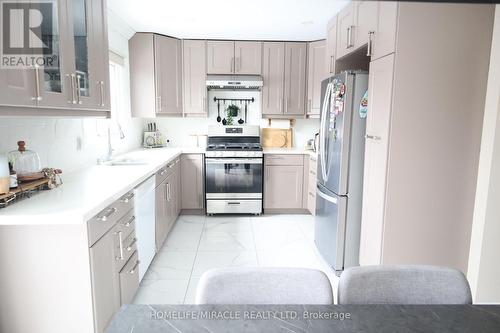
[{"left": 106, "top": 51, "right": 126, "bottom": 137}]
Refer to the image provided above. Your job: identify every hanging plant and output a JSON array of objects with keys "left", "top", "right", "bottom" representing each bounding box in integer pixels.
[{"left": 225, "top": 104, "right": 240, "bottom": 125}]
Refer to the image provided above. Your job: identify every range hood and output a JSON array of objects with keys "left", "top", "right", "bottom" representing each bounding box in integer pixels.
[{"left": 206, "top": 75, "right": 263, "bottom": 90}]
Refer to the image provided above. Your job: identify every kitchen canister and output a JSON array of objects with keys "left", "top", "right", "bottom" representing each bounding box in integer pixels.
[
  {"left": 8, "top": 141, "right": 42, "bottom": 178},
  {"left": 0, "top": 154, "right": 10, "bottom": 194}
]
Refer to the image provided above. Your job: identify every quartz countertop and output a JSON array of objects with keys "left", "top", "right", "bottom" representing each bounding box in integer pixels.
[
  {"left": 0, "top": 147, "right": 203, "bottom": 225},
  {"left": 106, "top": 304, "right": 500, "bottom": 333}
]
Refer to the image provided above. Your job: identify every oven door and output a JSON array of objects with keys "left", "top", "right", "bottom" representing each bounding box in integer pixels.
[{"left": 205, "top": 158, "right": 263, "bottom": 199}]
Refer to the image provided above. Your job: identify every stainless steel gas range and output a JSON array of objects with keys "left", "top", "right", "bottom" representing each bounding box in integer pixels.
[{"left": 205, "top": 125, "right": 263, "bottom": 215}]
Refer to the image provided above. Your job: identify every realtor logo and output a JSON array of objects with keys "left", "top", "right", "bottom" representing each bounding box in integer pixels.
[{"left": 1, "top": 1, "right": 56, "bottom": 68}]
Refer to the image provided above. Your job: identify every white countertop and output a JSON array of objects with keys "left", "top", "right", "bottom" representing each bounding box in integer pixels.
[
  {"left": 0, "top": 146, "right": 317, "bottom": 225},
  {"left": 0, "top": 148, "right": 191, "bottom": 225}
]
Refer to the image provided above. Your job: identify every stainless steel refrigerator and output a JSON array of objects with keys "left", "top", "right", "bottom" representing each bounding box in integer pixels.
[{"left": 315, "top": 71, "right": 368, "bottom": 275}]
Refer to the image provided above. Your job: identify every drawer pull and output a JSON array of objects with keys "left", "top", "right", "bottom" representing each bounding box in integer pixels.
[
  {"left": 129, "top": 260, "right": 140, "bottom": 275},
  {"left": 310, "top": 170, "right": 316, "bottom": 176},
  {"left": 126, "top": 238, "right": 138, "bottom": 251},
  {"left": 309, "top": 191, "right": 315, "bottom": 197},
  {"left": 115, "top": 231, "right": 124, "bottom": 260},
  {"left": 98, "top": 207, "right": 117, "bottom": 222},
  {"left": 160, "top": 169, "right": 166, "bottom": 176},
  {"left": 120, "top": 192, "right": 135, "bottom": 203},
  {"left": 124, "top": 215, "right": 135, "bottom": 227}
]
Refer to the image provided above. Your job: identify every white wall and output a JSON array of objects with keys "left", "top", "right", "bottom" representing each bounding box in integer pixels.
[
  {"left": 0, "top": 10, "right": 142, "bottom": 175},
  {"left": 467, "top": 5, "right": 500, "bottom": 303},
  {"left": 149, "top": 89, "right": 319, "bottom": 148}
]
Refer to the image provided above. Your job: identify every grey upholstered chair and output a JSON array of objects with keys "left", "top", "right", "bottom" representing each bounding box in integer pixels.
[
  {"left": 195, "top": 267, "right": 334, "bottom": 304},
  {"left": 338, "top": 265, "right": 472, "bottom": 304}
]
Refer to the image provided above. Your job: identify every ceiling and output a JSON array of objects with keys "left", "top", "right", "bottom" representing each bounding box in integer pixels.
[{"left": 107, "top": 0, "right": 348, "bottom": 41}]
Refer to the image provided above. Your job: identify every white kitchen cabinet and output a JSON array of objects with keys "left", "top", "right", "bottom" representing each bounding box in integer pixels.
[
  {"left": 235, "top": 41, "right": 262, "bottom": 74},
  {"left": 181, "top": 154, "right": 204, "bottom": 210},
  {"left": 262, "top": 42, "right": 307, "bottom": 117},
  {"left": 129, "top": 33, "right": 182, "bottom": 117},
  {"left": 183, "top": 40, "right": 207, "bottom": 116},
  {"left": 307, "top": 40, "right": 327, "bottom": 116},
  {"left": 326, "top": 17, "right": 337, "bottom": 75}
]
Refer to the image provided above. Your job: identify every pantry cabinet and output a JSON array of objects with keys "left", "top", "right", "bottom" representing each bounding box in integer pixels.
[
  {"left": 181, "top": 154, "right": 205, "bottom": 210},
  {"left": 0, "top": 0, "right": 111, "bottom": 115},
  {"left": 130, "top": 33, "right": 182, "bottom": 117},
  {"left": 207, "top": 41, "right": 262, "bottom": 75},
  {"left": 262, "top": 42, "right": 307, "bottom": 117},
  {"left": 370, "top": 1, "right": 398, "bottom": 61},
  {"left": 307, "top": 40, "right": 327, "bottom": 116},
  {"left": 183, "top": 40, "right": 207, "bottom": 116}
]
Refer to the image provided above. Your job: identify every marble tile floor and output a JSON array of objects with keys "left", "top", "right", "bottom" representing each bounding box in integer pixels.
[{"left": 133, "top": 214, "right": 339, "bottom": 305}]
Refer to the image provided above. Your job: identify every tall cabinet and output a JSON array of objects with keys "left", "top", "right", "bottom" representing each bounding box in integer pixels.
[
  {"left": 0, "top": 0, "right": 111, "bottom": 115},
  {"left": 306, "top": 40, "right": 327, "bottom": 116},
  {"left": 183, "top": 40, "right": 207, "bottom": 116},
  {"left": 262, "top": 42, "right": 307, "bottom": 117},
  {"left": 358, "top": 2, "right": 494, "bottom": 273}
]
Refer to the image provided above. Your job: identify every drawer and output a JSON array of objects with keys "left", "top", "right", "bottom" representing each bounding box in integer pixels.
[
  {"left": 265, "top": 154, "right": 304, "bottom": 166},
  {"left": 307, "top": 189, "right": 316, "bottom": 215},
  {"left": 155, "top": 157, "right": 180, "bottom": 186},
  {"left": 87, "top": 190, "right": 134, "bottom": 247},
  {"left": 119, "top": 251, "right": 140, "bottom": 305}
]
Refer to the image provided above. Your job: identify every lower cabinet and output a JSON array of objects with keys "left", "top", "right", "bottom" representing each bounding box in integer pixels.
[
  {"left": 264, "top": 154, "right": 305, "bottom": 210},
  {"left": 307, "top": 156, "right": 318, "bottom": 215},
  {"left": 181, "top": 154, "right": 204, "bottom": 210},
  {"left": 155, "top": 157, "right": 181, "bottom": 251},
  {"left": 118, "top": 251, "right": 140, "bottom": 304}
]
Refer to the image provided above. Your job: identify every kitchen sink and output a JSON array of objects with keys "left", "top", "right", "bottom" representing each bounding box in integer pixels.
[{"left": 102, "top": 158, "right": 149, "bottom": 166}]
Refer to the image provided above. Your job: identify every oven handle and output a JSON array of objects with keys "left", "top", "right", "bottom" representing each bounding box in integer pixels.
[{"left": 205, "top": 158, "right": 263, "bottom": 164}]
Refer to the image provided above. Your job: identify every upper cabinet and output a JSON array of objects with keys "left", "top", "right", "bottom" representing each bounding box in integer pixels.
[
  {"left": 0, "top": 0, "right": 111, "bottom": 115},
  {"left": 326, "top": 17, "right": 337, "bottom": 75},
  {"left": 234, "top": 42, "right": 262, "bottom": 74},
  {"left": 335, "top": 1, "right": 397, "bottom": 61},
  {"left": 129, "top": 33, "right": 183, "bottom": 117},
  {"left": 262, "top": 42, "right": 307, "bottom": 118},
  {"left": 307, "top": 40, "right": 327, "bottom": 116},
  {"left": 207, "top": 41, "right": 262, "bottom": 75},
  {"left": 183, "top": 40, "right": 207, "bottom": 116}
]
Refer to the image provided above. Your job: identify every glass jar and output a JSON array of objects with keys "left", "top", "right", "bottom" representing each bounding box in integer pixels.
[{"left": 8, "top": 141, "right": 42, "bottom": 177}]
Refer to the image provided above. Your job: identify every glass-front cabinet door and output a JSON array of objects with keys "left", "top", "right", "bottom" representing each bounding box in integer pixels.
[{"left": 37, "top": 0, "right": 73, "bottom": 108}]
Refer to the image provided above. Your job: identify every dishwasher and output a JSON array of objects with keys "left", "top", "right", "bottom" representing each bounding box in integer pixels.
[{"left": 134, "top": 176, "right": 156, "bottom": 282}]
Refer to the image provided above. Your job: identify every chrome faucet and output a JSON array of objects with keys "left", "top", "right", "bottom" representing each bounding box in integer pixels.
[{"left": 97, "top": 123, "right": 125, "bottom": 165}]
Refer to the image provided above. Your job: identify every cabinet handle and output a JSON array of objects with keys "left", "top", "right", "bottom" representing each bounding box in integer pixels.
[
  {"left": 116, "top": 231, "right": 124, "bottom": 260},
  {"left": 310, "top": 170, "right": 316, "bottom": 176},
  {"left": 285, "top": 99, "right": 289, "bottom": 113},
  {"left": 129, "top": 260, "right": 140, "bottom": 274},
  {"left": 308, "top": 99, "right": 312, "bottom": 113},
  {"left": 231, "top": 57, "right": 234, "bottom": 73},
  {"left": 366, "top": 31, "right": 375, "bottom": 57},
  {"left": 98, "top": 207, "right": 117, "bottom": 222},
  {"left": 278, "top": 98, "right": 282, "bottom": 113},
  {"left": 76, "top": 74, "right": 82, "bottom": 104},
  {"left": 120, "top": 192, "right": 134, "bottom": 203},
  {"left": 227, "top": 202, "right": 241, "bottom": 205},
  {"left": 203, "top": 97, "right": 206, "bottom": 111},
  {"left": 66, "top": 74, "right": 77, "bottom": 104},
  {"left": 157, "top": 96, "right": 162, "bottom": 112},
  {"left": 31, "top": 65, "right": 42, "bottom": 102},
  {"left": 347, "top": 26, "right": 354, "bottom": 48},
  {"left": 160, "top": 168, "right": 166, "bottom": 176},
  {"left": 365, "top": 134, "right": 381, "bottom": 141},
  {"left": 99, "top": 81, "right": 105, "bottom": 107},
  {"left": 329, "top": 55, "right": 334, "bottom": 74},
  {"left": 167, "top": 183, "right": 171, "bottom": 201},
  {"left": 123, "top": 215, "right": 135, "bottom": 227},
  {"left": 309, "top": 191, "right": 315, "bottom": 197},
  {"left": 126, "top": 237, "right": 137, "bottom": 251},
  {"left": 237, "top": 57, "right": 241, "bottom": 72}
]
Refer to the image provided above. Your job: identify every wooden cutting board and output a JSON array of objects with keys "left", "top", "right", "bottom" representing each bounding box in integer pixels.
[{"left": 262, "top": 128, "right": 293, "bottom": 148}]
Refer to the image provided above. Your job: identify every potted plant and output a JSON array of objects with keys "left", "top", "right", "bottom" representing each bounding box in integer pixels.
[{"left": 225, "top": 104, "right": 240, "bottom": 125}]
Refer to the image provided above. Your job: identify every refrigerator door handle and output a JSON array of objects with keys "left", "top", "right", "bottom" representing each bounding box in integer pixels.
[
  {"left": 316, "top": 187, "right": 338, "bottom": 204},
  {"left": 320, "top": 82, "right": 334, "bottom": 183}
]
